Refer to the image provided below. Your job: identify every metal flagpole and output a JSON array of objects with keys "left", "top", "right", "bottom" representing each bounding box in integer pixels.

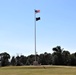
[
  {"left": 34, "top": 9, "right": 37, "bottom": 61},
  {"left": 34, "top": 9, "right": 40, "bottom": 65}
]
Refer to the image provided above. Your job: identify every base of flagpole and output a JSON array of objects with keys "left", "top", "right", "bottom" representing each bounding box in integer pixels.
[{"left": 33, "top": 61, "right": 38, "bottom": 65}]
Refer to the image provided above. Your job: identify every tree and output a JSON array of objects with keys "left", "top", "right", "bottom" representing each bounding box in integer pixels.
[
  {"left": 62, "top": 50, "right": 70, "bottom": 65},
  {"left": 39, "top": 53, "right": 46, "bottom": 65},
  {"left": 16, "top": 55, "right": 21, "bottom": 66},
  {"left": 26, "top": 54, "right": 36, "bottom": 65},
  {"left": 19, "top": 55, "right": 27, "bottom": 65},
  {"left": 39, "top": 52, "right": 52, "bottom": 65},
  {"left": 52, "top": 46, "right": 63, "bottom": 65},
  {"left": 0, "top": 52, "right": 10, "bottom": 66},
  {"left": 52, "top": 54, "right": 59, "bottom": 65},
  {"left": 11, "top": 56, "right": 16, "bottom": 66},
  {"left": 70, "top": 53, "right": 76, "bottom": 66}
]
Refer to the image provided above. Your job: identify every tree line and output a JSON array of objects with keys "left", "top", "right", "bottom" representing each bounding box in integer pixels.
[{"left": 0, "top": 46, "right": 76, "bottom": 66}]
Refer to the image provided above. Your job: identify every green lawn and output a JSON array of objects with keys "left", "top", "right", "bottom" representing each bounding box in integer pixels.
[{"left": 0, "top": 66, "right": 76, "bottom": 75}]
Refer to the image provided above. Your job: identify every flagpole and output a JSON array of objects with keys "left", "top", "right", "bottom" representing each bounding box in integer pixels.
[
  {"left": 34, "top": 9, "right": 37, "bottom": 61},
  {"left": 34, "top": 9, "right": 40, "bottom": 65}
]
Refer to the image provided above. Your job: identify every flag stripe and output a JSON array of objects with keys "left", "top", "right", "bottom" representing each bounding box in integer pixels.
[{"left": 35, "top": 10, "right": 40, "bottom": 13}]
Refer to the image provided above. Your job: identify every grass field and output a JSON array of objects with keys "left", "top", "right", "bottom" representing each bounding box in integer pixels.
[{"left": 0, "top": 66, "right": 76, "bottom": 75}]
